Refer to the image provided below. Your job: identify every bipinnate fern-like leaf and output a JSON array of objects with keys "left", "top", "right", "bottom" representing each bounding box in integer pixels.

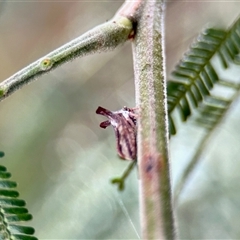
[
  {"left": 174, "top": 80, "right": 240, "bottom": 202},
  {"left": 169, "top": 16, "right": 240, "bottom": 201},
  {"left": 0, "top": 151, "right": 37, "bottom": 240},
  {"left": 217, "top": 18, "right": 240, "bottom": 68},
  {"left": 167, "top": 16, "right": 240, "bottom": 135}
]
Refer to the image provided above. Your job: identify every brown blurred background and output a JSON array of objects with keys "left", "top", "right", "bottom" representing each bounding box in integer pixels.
[{"left": 0, "top": 1, "right": 240, "bottom": 239}]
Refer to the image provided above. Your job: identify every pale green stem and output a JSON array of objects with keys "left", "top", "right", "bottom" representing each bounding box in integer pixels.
[
  {"left": 0, "top": 0, "right": 146, "bottom": 101},
  {"left": 111, "top": 161, "right": 137, "bottom": 191},
  {"left": 132, "top": 0, "right": 176, "bottom": 239}
]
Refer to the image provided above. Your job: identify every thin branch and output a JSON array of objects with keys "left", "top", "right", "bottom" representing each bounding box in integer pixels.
[
  {"left": 132, "top": 1, "right": 176, "bottom": 239},
  {"left": 111, "top": 161, "right": 137, "bottom": 191},
  {"left": 0, "top": 0, "right": 144, "bottom": 102}
]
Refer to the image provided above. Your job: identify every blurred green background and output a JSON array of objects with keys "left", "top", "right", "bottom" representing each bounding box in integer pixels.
[{"left": 0, "top": 1, "right": 240, "bottom": 239}]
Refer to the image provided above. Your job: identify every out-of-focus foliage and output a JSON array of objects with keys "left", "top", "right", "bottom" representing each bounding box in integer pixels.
[
  {"left": 0, "top": 152, "right": 37, "bottom": 240},
  {"left": 168, "top": 17, "right": 240, "bottom": 134},
  {"left": 0, "top": 1, "right": 240, "bottom": 239}
]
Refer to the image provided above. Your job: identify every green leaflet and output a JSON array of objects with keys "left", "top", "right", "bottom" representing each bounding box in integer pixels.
[
  {"left": 167, "top": 17, "right": 240, "bottom": 135},
  {"left": 0, "top": 152, "right": 38, "bottom": 240},
  {"left": 168, "top": 17, "right": 240, "bottom": 201}
]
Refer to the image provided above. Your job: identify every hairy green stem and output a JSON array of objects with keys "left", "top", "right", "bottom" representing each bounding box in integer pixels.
[
  {"left": 0, "top": 0, "right": 146, "bottom": 102},
  {"left": 132, "top": 1, "right": 176, "bottom": 239}
]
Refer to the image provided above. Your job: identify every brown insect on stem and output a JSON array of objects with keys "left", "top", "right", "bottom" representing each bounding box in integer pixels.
[{"left": 96, "top": 106, "right": 138, "bottom": 161}]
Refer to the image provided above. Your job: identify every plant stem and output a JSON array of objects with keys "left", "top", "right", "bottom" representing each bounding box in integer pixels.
[
  {"left": 0, "top": 0, "right": 145, "bottom": 102},
  {"left": 111, "top": 161, "right": 137, "bottom": 191},
  {"left": 116, "top": 0, "right": 143, "bottom": 22},
  {"left": 132, "top": 1, "right": 176, "bottom": 239}
]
